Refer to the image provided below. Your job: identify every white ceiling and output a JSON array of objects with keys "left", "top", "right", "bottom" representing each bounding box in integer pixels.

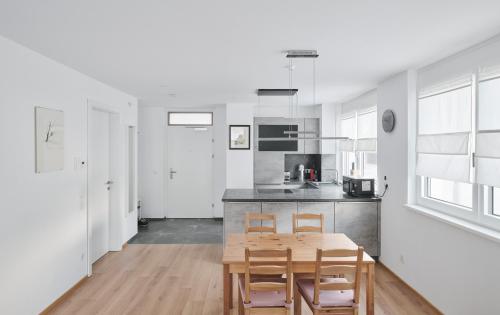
[{"left": 1, "top": 0, "right": 500, "bottom": 107}]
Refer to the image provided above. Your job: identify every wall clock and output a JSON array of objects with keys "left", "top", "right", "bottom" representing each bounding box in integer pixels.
[{"left": 382, "top": 109, "right": 395, "bottom": 133}]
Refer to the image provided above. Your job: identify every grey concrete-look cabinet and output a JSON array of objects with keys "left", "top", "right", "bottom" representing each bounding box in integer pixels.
[
  {"left": 261, "top": 202, "right": 297, "bottom": 233},
  {"left": 297, "top": 202, "right": 334, "bottom": 233},
  {"left": 304, "top": 118, "right": 320, "bottom": 154},
  {"left": 223, "top": 202, "right": 261, "bottom": 244},
  {"left": 334, "top": 202, "right": 379, "bottom": 256},
  {"left": 223, "top": 200, "right": 381, "bottom": 257}
]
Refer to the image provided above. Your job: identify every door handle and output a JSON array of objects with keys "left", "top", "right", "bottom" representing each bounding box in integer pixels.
[
  {"left": 169, "top": 168, "right": 177, "bottom": 179},
  {"left": 105, "top": 180, "right": 114, "bottom": 185}
]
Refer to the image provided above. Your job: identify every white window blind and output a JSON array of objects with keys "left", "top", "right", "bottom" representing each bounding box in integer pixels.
[
  {"left": 416, "top": 83, "right": 472, "bottom": 182},
  {"left": 357, "top": 110, "right": 377, "bottom": 152},
  {"left": 340, "top": 116, "right": 355, "bottom": 152},
  {"left": 476, "top": 74, "right": 500, "bottom": 187}
]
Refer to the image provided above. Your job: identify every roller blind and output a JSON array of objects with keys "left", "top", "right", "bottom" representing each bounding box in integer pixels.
[
  {"left": 357, "top": 109, "right": 377, "bottom": 152},
  {"left": 476, "top": 73, "right": 500, "bottom": 187},
  {"left": 416, "top": 83, "right": 472, "bottom": 182},
  {"left": 340, "top": 116, "right": 355, "bottom": 152}
]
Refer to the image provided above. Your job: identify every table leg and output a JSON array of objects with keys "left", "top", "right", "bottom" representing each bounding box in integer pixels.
[
  {"left": 366, "top": 263, "right": 375, "bottom": 315},
  {"left": 223, "top": 264, "right": 232, "bottom": 315},
  {"left": 293, "top": 276, "right": 302, "bottom": 315}
]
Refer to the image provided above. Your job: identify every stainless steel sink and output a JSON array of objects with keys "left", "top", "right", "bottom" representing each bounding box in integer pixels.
[
  {"left": 285, "top": 182, "right": 320, "bottom": 190},
  {"left": 257, "top": 189, "right": 294, "bottom": 194}
]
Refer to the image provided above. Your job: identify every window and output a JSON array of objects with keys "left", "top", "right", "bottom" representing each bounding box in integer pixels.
[
  {"left": 415, "top": 71, "right": 500, "bottom": 231},
  {"left": 482, "top": 187, "right": 500, "bottom": 217},
  {"left": 340, "top": 116, "right": 356, "bottom": 176},
  {"left": 168, "top": 112, "right": 213, "bottom": 126},
  {"left": 494, "top": 188, "right": 500, "bottom": 216},
  {"left": 361, "top": 152, "right": 377, "bottom": 180},
  {"left": 339, "top": 108, "right": 377, "bottom": 180},
  {"left": 427, "top": 178, "right": 473, "bottom": 209}
]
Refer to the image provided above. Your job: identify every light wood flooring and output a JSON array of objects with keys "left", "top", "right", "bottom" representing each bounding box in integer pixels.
[{"left": 46, "top": 244, "right": 441, "bottom": 315}]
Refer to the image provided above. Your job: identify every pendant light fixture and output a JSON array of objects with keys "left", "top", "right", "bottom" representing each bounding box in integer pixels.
[{"left": 282, "top": 50, "right": 349, "bottom": 141}]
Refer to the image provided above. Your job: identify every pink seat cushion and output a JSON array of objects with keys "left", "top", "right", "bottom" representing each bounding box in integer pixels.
[
  {"left": 239, "top": 277, "right": 292, "bottom": 309},
  {"left": 296, "top": 278, "right": 356, "bottom": 309}
]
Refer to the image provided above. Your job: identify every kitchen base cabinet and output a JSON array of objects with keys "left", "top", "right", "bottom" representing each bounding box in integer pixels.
[
  {"left": 262, "top": 202, "right": 297, "bottom": 233},
  {"left": 297, "top": 202, "right": 334, "bottom": 233},
  {"left": 223, "top": 202, "right": 260, "bottom": 245},
  {"left": 334, "top": 202, "right": 379, "bottom": 257},
  {"left": 223, "top": 199, "right": 381, "bottom": 258}
]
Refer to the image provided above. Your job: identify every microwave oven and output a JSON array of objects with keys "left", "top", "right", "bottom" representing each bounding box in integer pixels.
[{"left": 343, "top": 176, "right": 375, "bottom": 197}]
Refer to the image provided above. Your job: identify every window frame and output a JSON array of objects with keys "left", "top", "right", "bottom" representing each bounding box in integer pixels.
[
  {"left": 167, "top": 112, "right": 213, "bottom": 126},
  {"left": 414, "top": 71, "right": 500, "bottom": 232}
]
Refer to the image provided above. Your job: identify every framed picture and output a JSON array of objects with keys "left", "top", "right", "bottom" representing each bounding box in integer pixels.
[
  {"left": 229, "top": 125, "right": 250, "bottom": 150},
  {"left": 35, "top": 106, "right": 64, "bottom": 173}
]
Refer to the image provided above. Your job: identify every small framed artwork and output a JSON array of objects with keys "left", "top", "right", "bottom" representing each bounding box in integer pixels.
[
  {"left": 35, "top": 106, "right": 64, "bottom": 173},
  {"left": 229, "top": 125, "right": 250, "bottom": 150}
]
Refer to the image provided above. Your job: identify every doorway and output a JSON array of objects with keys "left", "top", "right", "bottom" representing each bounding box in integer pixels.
[
  {"left": 87, "top": 100, "right": 121, "bottom": 273},
  {"left": 165, "top": 126, "right": 214, "bottom": 218}
]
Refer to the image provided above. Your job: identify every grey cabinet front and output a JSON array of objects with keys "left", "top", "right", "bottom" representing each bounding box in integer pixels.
[
  {"left": 304, "top": 118, "right": 320, "bottom": 154},
  {"left": 334, "top": 202, "right": 379, "bottom": 256},
  {"left": 224, "top": 202, "right": 261, "bottom": 244},
  {"left": 262, "top": 202, "right": 297, "bottom": 233},
  {"left": 297, "top": 202, "right": 334, "bottom": 233}
]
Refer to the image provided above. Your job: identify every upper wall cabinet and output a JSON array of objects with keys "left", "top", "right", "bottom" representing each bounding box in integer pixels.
[{"left": 254, "top": 117, "right": 320, "bottom": 154}]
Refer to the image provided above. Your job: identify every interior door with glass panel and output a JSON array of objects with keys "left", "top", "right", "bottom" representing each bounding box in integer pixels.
[{"left": 166, "top": 123, "right": 213, "bottom": 218}]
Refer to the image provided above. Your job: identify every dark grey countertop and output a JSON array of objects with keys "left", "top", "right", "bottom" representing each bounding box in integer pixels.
[{"left": 222, "top": 183, "right": 381, "bottom": 202}]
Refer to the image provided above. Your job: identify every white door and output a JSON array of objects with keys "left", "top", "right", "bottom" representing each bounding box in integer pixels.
[
  {"left": 166, "top": 126, "right": 213, "bottom": 218},
  {"left": 89, "top": 109, "right": 111, "bottom": 263}
]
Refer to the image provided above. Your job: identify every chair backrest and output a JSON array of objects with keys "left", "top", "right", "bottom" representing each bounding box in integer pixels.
[
  {"left": 313, "top": 247, "right": 364, "bottom": 306},
  {"left": 245, "top": 212, "right": 277, "bottom": 233},
  {"left": 292, "top": 213, "right": 324, "bottom": 234},
  {"left": 244, "top": 247, "right": 292, "bottom": 304}
]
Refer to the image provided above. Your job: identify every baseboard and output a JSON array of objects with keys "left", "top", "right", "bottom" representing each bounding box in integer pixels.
[
  {"left": 39, "top": 276, "right": 87, "bottom": 315},
  {"left": 378, "top": 262, "right": 443, "bottom": 315}
]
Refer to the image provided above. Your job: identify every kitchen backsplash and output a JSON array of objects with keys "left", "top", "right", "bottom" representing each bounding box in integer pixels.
[{"left": 284, "top": 154, "right": 321, "bottom": 181}]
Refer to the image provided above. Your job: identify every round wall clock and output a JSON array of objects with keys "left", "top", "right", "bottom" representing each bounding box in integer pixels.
[{"left": 382, "top": 109, "right": 395, "bottom": 133}]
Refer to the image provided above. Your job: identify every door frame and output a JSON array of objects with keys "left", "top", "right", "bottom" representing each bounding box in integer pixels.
[{"left": 86, "top": 99, "right": 122, "bottom": 276}]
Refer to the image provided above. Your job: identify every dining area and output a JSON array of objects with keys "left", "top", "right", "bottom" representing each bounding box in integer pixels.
[{"left": 222, "top": 213, "right": 375, "bottom": 315}]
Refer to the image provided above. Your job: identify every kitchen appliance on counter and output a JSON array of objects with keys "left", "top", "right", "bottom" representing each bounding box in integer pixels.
[
  {"left": 284, "top": 171, "right": 291, "bottom": 182},
  {"left": 298, "top": 164, "right": 305, "bottom": 182},
  {"left": 343, "top": 176, "right": 375, "bottom": 197}
]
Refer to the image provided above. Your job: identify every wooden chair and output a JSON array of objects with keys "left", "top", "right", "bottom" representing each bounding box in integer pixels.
[
  {"left": 292, "top": 213, "right": 324, "bottom": 234},
  {"left": 245, "top": 212, "right": 277, "bottom": 234},
  {"left": 294, "top": 247, "right": 364, "bottom": 315},
  {"left": 238, "top": 248, "right": 292, "bottom": 315}
]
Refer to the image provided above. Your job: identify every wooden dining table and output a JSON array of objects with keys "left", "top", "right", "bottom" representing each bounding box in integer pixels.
[{"left": 222, "top": 233, "right": 376, "bottom": 315}]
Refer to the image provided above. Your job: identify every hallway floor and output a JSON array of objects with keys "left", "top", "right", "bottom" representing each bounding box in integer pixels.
[{"left": 128, "top": 218, "right": 223, "bottom": 244}]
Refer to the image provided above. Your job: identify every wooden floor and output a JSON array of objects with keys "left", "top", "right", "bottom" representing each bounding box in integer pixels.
[{"left": 47, "top": 244, "right": 440, "bottom": 315}]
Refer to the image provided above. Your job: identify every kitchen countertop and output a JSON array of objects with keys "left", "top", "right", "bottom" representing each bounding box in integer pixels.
[{"left": 222, "top": 183, "right": 381, "bottom": 202}]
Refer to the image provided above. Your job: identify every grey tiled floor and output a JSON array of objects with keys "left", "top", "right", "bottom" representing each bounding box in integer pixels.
[{"left": 128, "top": 218, "right": 223, "bottom": 244}]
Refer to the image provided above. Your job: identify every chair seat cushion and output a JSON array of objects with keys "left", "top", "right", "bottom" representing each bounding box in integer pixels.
[
  {"left": 239, "top": 277, "right": 291, "bottom": 309},
  {"left": 296, "top": 278, "right": 356, "bottom": 309}
]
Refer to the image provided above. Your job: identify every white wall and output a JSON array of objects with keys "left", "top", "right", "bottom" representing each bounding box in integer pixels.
[
  {"left": 138, "top": 106, "right": 165, "bottom": 218},
  {"left": 378, "top": 71, "right": 500, "bottom": 314},
  {"left": 254, "top": 104, "right": 321, "bottom": 118},
  {"left": 226, "top": 103, "right": 254, "bottom": 188},
  {"left": 0, "top": 35, "right": 138, "bottom": 315},
  {"left": 213, "top": 104, "right": 227, "bottom": 217},
  {"left": 137, "top": 106, "right": 227, "bottom": 218},
  {"left": 341, "top": 89, "right": 377, "bottom": 115}
]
